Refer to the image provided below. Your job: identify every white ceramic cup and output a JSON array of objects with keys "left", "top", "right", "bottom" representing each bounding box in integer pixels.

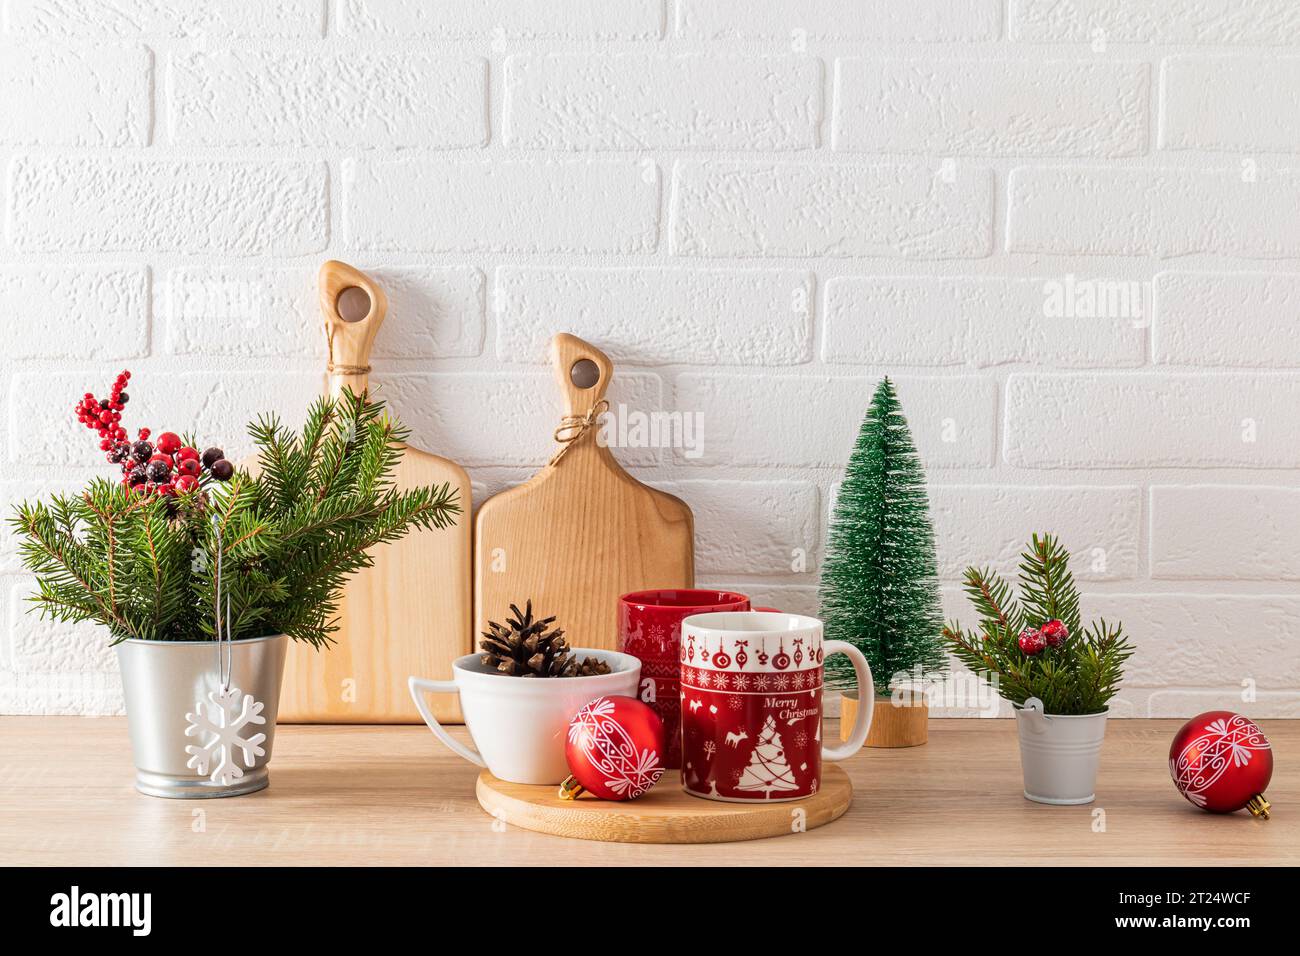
[{"left": 408, "top": 649, "right": 641, "bottom": 785}]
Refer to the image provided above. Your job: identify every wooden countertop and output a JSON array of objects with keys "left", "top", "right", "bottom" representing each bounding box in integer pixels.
[{"left": 1, "top": 718, "right": 1293, "bottom": 866}]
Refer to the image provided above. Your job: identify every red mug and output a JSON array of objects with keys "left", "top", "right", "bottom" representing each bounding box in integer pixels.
[{"left": 619, "top": 589, "right": 764, "bottom": 769}]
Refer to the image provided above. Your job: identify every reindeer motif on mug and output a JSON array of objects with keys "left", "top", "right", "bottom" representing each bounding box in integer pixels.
[{"left": 724, "top": 729, "right": 749, "bottom": 748}]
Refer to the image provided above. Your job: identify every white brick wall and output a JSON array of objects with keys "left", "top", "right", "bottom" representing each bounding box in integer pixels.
[
  {"left": 832, "top": 59, "right": 1148, "bottom": 157},
  {"left": 2, "top": 1, "right": 1295, "bottom": 717}
]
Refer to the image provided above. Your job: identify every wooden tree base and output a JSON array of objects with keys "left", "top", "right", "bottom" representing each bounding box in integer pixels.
[{"left": 841, "top": 691, "right": 929, "bottom": 748}]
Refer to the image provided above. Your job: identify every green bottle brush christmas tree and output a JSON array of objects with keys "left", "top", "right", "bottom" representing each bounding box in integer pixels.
[{"left": 819, "top": 377, "right": 948, "bottom": 694}]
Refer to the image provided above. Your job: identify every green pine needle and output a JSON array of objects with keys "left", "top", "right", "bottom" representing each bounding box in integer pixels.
[{"left": 10, "top": 387, "right": 462, "bottom": 648}]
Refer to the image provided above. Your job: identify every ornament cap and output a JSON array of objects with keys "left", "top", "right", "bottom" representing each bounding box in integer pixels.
[
  {"left": 1246, "top": 794, "right": 1271, "bottom": 820},
  {"left": 558, "top": 775, "right": 585, "bottom": 800}
]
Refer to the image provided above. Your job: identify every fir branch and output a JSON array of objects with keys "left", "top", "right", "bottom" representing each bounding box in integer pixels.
[
  {"left": 11, "top": 386, "right": 462, "bottom": 647},
  {"left": 942, "top": 535, "right": 1134, "bottom": 715}
]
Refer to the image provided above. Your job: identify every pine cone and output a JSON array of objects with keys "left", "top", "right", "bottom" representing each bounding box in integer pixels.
[{"left": 479, "top": 600, "right": 612, "bottom": 678}]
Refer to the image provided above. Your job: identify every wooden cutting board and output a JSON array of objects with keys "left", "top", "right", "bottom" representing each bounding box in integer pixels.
[
  {"left": 474, "top": 333, "right": 694, "bottom": 651},
  {"left": 277, "top": 260, "right": 472, "bottom": 723}
]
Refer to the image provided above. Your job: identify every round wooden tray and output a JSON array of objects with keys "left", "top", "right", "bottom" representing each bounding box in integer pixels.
[{"left": 475, "top": 765, "right": 851, "bottom": 844}]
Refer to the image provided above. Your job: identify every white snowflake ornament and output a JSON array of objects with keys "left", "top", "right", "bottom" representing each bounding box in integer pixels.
[{"left": 185, "top": 686, "right": 267, "bottom": 786}]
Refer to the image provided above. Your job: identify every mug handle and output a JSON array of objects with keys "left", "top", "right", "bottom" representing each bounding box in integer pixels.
[
  {"left": 821, "top": 640, "right": 873, "bottom": 761},
  {"left": 408, "top": 676, "right": 485, "bottom": 768}
]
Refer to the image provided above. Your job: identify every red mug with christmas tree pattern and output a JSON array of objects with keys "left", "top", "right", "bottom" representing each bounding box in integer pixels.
[{"left": 679, "top": 612, "right": 873, "bottom": 802}]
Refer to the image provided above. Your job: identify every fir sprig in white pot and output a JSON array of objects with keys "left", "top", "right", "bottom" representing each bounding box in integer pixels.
[{"left": 943, "top": 534, "right": 1135, "bottom": 805}]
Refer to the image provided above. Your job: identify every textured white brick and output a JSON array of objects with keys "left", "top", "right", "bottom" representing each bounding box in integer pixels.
[
  {"left": 1006, "top": 375, "right": 1300, "bottom": 468},
  {"left": 1010, "top": 0, "right": 1300, "bottom": 45},
  {"left": 1008, "top": 167, "right": 1300, "bottom": 258},
  {"left": 345, "top": 159, "right": 658, "bottom": 254},
  {"left": 678, "top": 0, "right": 1000, "bottom": 41},
  {"left": 168, "top": 50, "right": 486, "bottom": 148},
  {"left": 505, "top": 54, "right": 820, "bottom": 151},
  {"left": 1090, "top": 593, "right": 1300, "bottom": 689},
  {"left": 495, "top": 267, "right": 812, "bottom": 366},
  {"left": 823, "top": 276, "right": 1145, "bottom": 368},
  {"left": 673, "top": 374, "right": 996, "bottom": 468},
  {"left": 8, "top": 581, "right": 115, "bottom": 673},
  {"left": 7, "top": 157, "right": 327, "bottom": 255},
  {"left": 371, "top": 372, "right": 665, "bottom": 468},
  {"left": 1161, "top": 56, "right": 1300, "bottom": 153},
  {"left": 1151, "top": 486, "right": 1300, "bottom": 580},
  {"left": 0, "top": 479, "right": 82, "bottom": 573},
  {"left": 834, "top": 59, "right": 1147, "bottom": 158},
  {"left": 1145, "top": 690, "right": 1300, "bottom": 719},
  {"left": 0, "top": 42, "right": 150, "bottom": 146},
  {"left": 2, "top": 266, "right": 148, "bottom": 359},
  {"left": 672, "top": 162, "right": 992, "bottom": 259},
  {"left": 930, "top": 485, "right": 1141, "bottom": 580},
  {"left": 164, "top": 266, "right": 484, "bottom": 359},
  {"left": 1154, "top": 273, "right": 1300, "bottom": 368},
  {"left": 696, "top": 583, "right": 820, "bottom": 617},
  {"left": 10, "top": 372, "right": 318, "bottom": 466},
  {"left": 3, "top": 0, "right": 323, "bottom": 37},
  {"left": 340, "top": 0, "right": 663, "bottom": 39},
  {"left": 658, "top": 481, "right": 820, "bottom": 574},
  {"left": 0, "top": 669, "right": 122, "bottom": 715}
]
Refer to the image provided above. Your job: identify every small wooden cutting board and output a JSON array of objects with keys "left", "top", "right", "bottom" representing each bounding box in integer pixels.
[
  {"left": 476, "top": 767, "right": 851, "bottom": 843},
  {"left": 277, "top": 261, "right": 473, "bottom": 723},
  {"left": 474, "top": 333, "right": 694, "bottom": 650}
]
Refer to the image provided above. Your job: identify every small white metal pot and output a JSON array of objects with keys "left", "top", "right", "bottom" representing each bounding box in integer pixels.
[
  {"left": 1014, "top": 697, "right": 1108, "bottom": 805},
  {"left": 115, "top": 634, "right": 288, "bottom": 799}
]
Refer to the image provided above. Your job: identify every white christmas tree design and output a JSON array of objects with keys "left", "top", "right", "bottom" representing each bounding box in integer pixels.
[{"left": 735, "top": 715, "right": 800, "bottom": 798}]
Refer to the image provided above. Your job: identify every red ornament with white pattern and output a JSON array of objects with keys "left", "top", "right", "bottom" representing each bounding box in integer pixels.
[
  {"left": 559, "top": 695, "right": 665, "bottom": 801},
  {"left": 1169, "top": 711, "right": 1273, "bottom": 818}
]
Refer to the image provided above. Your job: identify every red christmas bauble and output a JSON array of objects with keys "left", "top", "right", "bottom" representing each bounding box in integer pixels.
[
  {"left": 1169, "top": 711, "right": 1273, "bottom": 817},
  {"left": 562, "top": 695, "right": 665, "bottom": 801}
]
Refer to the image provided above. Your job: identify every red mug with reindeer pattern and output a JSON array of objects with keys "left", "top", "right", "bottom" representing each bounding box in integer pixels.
[
  {"left": 619, "top": 589, "right": 754, "bottom": 769},
  {"left": 679, "top": 612, "right": 874, "bottom": 802}
]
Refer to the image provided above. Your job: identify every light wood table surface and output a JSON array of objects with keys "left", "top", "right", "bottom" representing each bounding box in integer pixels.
[{"left": 1, "top": 718, "right": 1293, "bottom": 866}]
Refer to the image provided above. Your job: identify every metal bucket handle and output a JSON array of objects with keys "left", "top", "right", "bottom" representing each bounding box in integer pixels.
[{"left": 1021, "top": 696, "right": 1050, "bottom": 734}]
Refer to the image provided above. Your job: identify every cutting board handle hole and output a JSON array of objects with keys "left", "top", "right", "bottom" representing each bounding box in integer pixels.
[
  {"left": 336, "top": 286, "right": 372, "bottom": 323},
  {"left": 569, "top": 358, "right": 601, "bottom": 390}
]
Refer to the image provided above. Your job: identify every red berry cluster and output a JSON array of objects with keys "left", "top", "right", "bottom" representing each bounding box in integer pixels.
[
  {"left": 75, "top": 370, "right": 236, "bottom": 502},
  {"left": 1017, "top": 619, "right": 1069, "bottom": 656},
  {"left": 75, "top": 369, "right": 130, "bottom": 448}
]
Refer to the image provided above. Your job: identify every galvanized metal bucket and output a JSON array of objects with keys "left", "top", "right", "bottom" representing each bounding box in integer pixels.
[
  {"left": 1014, "top": 696, "right": 1109, "bottom": 805},
  {"left": 115, "top": 634, "right": 287, "bottom": 799}
]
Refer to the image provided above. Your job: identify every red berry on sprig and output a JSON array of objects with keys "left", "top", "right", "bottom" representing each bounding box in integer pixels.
[
  {"left": 1017, "top": 628, "right": 1047, "bottom": 656},
  {"left": 73, "top": 370, "right": 234, "bottom": 503},
  {"left": 1040, "top": 619, "right": 1069, "bottom": 648}
]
